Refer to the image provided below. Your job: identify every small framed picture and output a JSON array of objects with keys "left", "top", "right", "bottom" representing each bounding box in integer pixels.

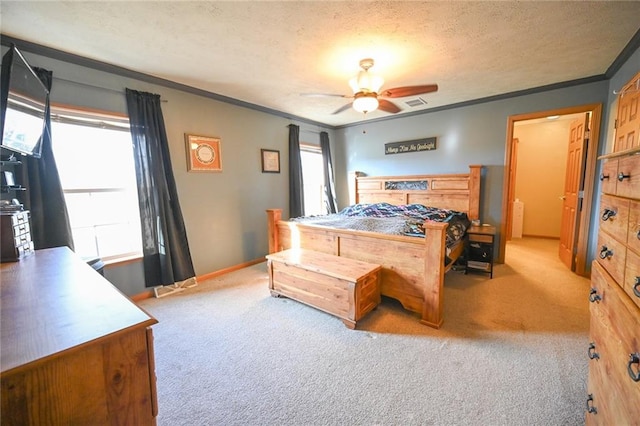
[
  {"left": 261, "top": 149, "right": 280, "bottom": 173},
  {"left": 185, "top": 134, "right": 222, "bottom": 172}
]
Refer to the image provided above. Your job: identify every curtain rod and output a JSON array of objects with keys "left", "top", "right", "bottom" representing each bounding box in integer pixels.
[{"left": 52, "top": 76, "right": 168, "bottom": 102}]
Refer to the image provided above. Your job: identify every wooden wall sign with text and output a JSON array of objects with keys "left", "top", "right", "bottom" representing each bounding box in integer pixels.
[{"left": 385, "top": 137, "right": 437, "bottom": 155}]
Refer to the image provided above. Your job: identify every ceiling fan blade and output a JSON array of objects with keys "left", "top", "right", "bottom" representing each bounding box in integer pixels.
[
  {"left": 380, "top": 84, "right": 438, "bottom": 98},
  {"left": 332, "top": 103, "right": 353, "bottom": 114},
  {"left": 300, "top": 93, "right": 352, "bottom": 98},
  {"left": 378, "top": 99, "right": 401, "bottom": 114}
]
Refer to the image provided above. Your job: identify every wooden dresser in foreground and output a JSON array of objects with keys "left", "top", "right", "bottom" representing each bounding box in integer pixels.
[
  {"left": 586, "top": 147, "right": 640, "bottom": 423},
  {"left": 0, "top": 247, "right": 159, "bottom": 425}
]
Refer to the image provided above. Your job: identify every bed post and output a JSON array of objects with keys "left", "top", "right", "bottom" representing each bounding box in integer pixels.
[
  {"left": 266, "top": 209, "right": 282, "bottom": 254},
  {"left": 421, "top": 221, "right": 448, "bottom": 328},
  {"left": 468, "top": 165, "right": 482, "bottom": 220}
]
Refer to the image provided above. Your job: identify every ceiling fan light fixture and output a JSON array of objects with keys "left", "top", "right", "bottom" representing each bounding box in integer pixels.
[
  {"left": 313, "top": 57, "right": 437, "bottom": 117},
  {"left": 349, "top": 71, "right": 384, "bottom": 94},
  {"left": 352, "top": 92, "right": 379, "bottom": 113}
]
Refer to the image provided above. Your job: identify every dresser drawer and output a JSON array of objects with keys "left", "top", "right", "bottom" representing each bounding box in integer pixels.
[
  {"left": 615, "top": 154, "right": 640, "bottom": 199},
  {"left": 598, "top": 194, "right": 629, "bottom": 244},
  {"left": 590, "top": 262, "right": 638, "bottom": 343},
  {"left": 599, "top": 159, "right": 618, "bottom": 195},
  {"left": 596, "top": 233, "right": 627, "bottom": 285},
  {"left": 10, "top": 211, "right": 29, "bottom": 225},
  {"left": 587, "top": 315, "right": 639, "bottom": 425},
  {"left": 586, "top": 355, "right": 622, "bottom": 426},
  {"left": 14, "top": 232, "right": 31, "bottom": 248},
  {"left": 587, "top": 310, "right": 640, "bottom": 425},
  {"left": 588, "top": 262, "right": 640, "bottom": 424},
  {"left": 600, "top": 155, "right": 640, "bottom": 198},
  {"left": 624, "top": 249, "right": 640, "bottom": 311},
  {"left": 628, "top": 199, "right": 640, "bottom": 254},
  {"left": 17, "top": 241, "right": 34, "bottom": 257},
  {"left": 13, "top": 221, "right": 30, "bottom": 237}
]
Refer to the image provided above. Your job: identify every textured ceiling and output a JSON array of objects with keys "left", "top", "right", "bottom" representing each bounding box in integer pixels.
[{"left": 2, "top": 1, "right": 639, "bottom": 127}]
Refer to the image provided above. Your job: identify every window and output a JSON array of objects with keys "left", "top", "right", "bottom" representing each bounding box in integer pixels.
[
  {"left": 50, "top": 107, "right": 142, "bottom": 261},
  {"left": 300, "top": 143, "right": 325, "bottom": 216}
]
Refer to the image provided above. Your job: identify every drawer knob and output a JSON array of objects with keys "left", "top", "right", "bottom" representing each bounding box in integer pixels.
[
  {"left": 618, "top": 172, "right": 631, "bottom": 182},
  {"left": 586, "top": 394, "right": 597, "bottom": 414},
  {"left": 601, "top": 208, "right": 616, "bottom": 221},
  {"left": 588, "top": 288, "right": 602, "bottom": 303},
  {"left": 599, "top": 173, "right": 609, "bottom": 181},
  {"left": 628, "top": 353, "right": 640, "bottom": 382},
  {"left": 634, "top": 277, "right": 640, "bottom": 298},
  {"left": 588, "top": 342, "right": 599, "bottom": 360},
  {"left": 598, "top": 246, "right": 613, "bottom": 260}
]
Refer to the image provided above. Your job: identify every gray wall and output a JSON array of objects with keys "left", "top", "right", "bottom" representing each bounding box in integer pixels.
[
  {"left": 333, "top": 81, "right": 610, "bottom": 228},
  {"left": 7, "top": 47, "right": 335, "bottom": 296},
  {"left": 6, "top": 44, "right": 638, "bottom": 296}
]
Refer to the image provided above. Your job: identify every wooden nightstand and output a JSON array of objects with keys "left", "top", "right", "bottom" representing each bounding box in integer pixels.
[{"left": 465, "top": 225, "right": 496, "bottom": 278}]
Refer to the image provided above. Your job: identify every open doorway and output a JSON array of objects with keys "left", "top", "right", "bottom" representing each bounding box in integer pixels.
[{"left": 499, "top": 104, "right": 603, "bottom": 277}]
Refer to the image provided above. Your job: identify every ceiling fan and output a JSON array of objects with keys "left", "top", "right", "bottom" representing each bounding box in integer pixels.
[{"left": 302, "top": 58, "right": 438, "bottom": 115}]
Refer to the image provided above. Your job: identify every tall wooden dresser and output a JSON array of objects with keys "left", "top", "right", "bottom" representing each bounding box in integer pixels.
[{"left": 586, "top": 71, "right": 640, "bottom": 424}]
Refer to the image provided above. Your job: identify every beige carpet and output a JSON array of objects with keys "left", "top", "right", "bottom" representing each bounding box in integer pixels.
[{"left": 139, "top": 237, "right": 590, "bottom": 425}]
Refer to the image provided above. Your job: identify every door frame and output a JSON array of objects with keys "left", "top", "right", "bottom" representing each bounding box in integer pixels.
[
  {"left": 506, "top": 137, "right": 518, "bottom": 239},
  {"left": 499, "top": 103, "right": 602, "bottom": 276}
]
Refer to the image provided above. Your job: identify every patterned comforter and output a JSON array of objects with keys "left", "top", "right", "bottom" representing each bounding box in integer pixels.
[{"left": 291, "top": 203, "right": 470, "bottom": 248}]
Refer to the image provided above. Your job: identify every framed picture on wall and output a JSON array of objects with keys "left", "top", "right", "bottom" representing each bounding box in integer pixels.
[
  {"left": 261, "top": 149, "right": 280, "bottom": 173},
  {"left": 185, "top": 134, "right": 222, "bottom": 172}
]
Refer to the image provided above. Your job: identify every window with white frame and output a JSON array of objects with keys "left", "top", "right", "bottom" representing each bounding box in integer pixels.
[
  {"left": 50, "top": 107, "right": 142, "bottom": 261},
  {"left": 300, "top": 143, "right": 325, "bottom": 216}
]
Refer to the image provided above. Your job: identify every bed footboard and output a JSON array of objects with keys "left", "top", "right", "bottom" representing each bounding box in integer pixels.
[{"left": 266, "top": 209, "right": 448, "bottom": 328}]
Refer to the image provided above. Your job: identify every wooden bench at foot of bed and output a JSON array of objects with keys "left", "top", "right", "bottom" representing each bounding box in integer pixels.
[{"left": 266, "top": 249, "right": 381, "bottom": 329}]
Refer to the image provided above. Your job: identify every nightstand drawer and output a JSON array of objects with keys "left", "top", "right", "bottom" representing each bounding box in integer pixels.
[{"left": 469, "top": 234, "right": 493, "bottom": 244}]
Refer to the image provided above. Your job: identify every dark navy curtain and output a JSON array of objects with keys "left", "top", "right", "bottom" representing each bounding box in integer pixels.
[
  {"left": 20, "top": 60, "right": 74, "bottom": 250},
  {"left": 320, "top": 131, "right": 337, "bottom": 213},
  {"left": 288, "top": 124, "right": 304, "bottom": 218},
  {"left": 126, "top": 89, "right": 195, "bottom": 287}
]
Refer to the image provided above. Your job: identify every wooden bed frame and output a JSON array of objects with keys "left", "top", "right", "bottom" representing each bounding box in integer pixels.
[{"left": 266, "top": 165, "right": 482, "bottom": 328}]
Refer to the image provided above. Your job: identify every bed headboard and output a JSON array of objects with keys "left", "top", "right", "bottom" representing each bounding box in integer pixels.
[{"left": 349, "top": 165, "right": 482, "bottom": 220}]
